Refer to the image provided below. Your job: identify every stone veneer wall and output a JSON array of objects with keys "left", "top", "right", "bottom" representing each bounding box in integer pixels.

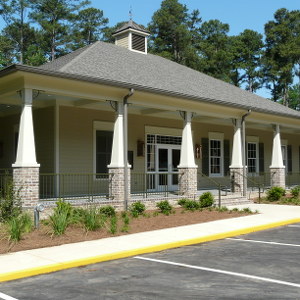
[
  {"left": 13, "top": 167, "right": 39, "bottom": 208},
  {"left": 230, "top": 167, "right": 244, "bottom": 193},
  {"left": 108, "top": 167, "right": 131, "bottom": 201},
  {"left": 178, "top": 168, "right": 197, "bottom": 199},
  {"left": 270, "top": 167, "right": 285, "bottom": 189}
]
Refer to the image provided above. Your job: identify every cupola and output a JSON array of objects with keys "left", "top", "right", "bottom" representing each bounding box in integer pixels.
[{"left": 112, "top": 20, "right": 150, "bottom": 54}]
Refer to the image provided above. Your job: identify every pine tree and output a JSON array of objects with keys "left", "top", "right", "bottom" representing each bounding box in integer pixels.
[
  {"left": 29, "top": 0, "right": 89, "bottom": 61},
  {"left": 264, "top": 8, "right": 300, "bottom": 106},
  {"left": 148, "top": 0, "right": 197, "bottom": 65},
  {"left": 70, "top": 7, "right": 108, "bottom": 49}
]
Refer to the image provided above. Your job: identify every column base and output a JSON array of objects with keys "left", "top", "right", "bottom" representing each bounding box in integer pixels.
[
  {"left": 109, "top": 167, "right": 131, "bottom": 201},
  {"left": 230, "top": 167, "right": 245, "bottom": 193},
  {"left": 178, "top": 168, "right": 197, "bottom": 199},
  {"left": 13, "top": 167, "right": 39, "bottom": 208},
  {"left": 270, "top": 167, "right": 285, "bottom": 189}
]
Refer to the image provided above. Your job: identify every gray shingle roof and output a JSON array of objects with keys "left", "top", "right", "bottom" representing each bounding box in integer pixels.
[
  {"left": 113, "top": 20, "right": 150, "bottom": 35},
  {"left": 39, "top": 41, "right": 300, "bottom": 118}
]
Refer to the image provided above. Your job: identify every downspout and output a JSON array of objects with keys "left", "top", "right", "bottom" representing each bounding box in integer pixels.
[
  {"left": 241, "top": 109, "right": 251, "bottom": 197},
  {"left": 123, "top": 88, "right": 134, "bottom": 210}
]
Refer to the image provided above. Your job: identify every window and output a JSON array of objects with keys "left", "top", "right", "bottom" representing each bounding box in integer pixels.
[
  {"left": 209, "top": 139, "right": 222, "bottom": 176},
  {"left": 247, "top": 142, "right": 258, "bottom": 173},
  {"left": 95, "top": 130, "right": 113, "bottom": 174}
]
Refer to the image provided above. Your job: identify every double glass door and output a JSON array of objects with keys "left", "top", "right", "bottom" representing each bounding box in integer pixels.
[{"left": 157, "top": 145, "right": 180, "bottom": 191}]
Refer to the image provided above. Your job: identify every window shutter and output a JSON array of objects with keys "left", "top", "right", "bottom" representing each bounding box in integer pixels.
[
  {"left": 201, "top": 138, "right": 209, "bottom": 176},
  {"left": 287, "top": 145, "right": 292, "bottom": 173},
  {"left": 259, "top": 143, "right": 264, "bottom": 173},
  {"left": 224, "top": 139, "right": 230, "bottom": 176}
]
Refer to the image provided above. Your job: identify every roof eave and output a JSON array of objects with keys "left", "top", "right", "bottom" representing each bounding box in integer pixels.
[{"left": 1, "top": 64, "right": 299, "bottom": 120}]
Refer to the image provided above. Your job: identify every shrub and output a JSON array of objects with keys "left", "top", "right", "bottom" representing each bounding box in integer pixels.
[
  {"left": 199, "top": 192, "right": 214, "bottom": 208},
  {"left": 99, "top": 205, "right": 116, "bottom": 217},
  {"left": 121, "top": 212, "right": 130, "bottom": 232},
  {"left": 19, "top": 213, "right": 33, "bottom": 233},
  {"left": 7, "top": 213, "right": 33, "bottom": 242},
  {"left": 83, "top": 207, "right": 105, "bottom": 231},
  {"left": 50, "top": 211, "right": 68, "bottom": 236},
  {"left": 109, "top": 215, "right": 118, "bottom": 234},
  {"left": 266, "top": 187, "right": 285, "bottom": 202},
  {"left": 7, "top": 217, "right": 22, "bottom": 241},
  {"left": 217, "top": 206, "right": 228, "bottom": 212},
  {"left": 183, "top": 200, "right": 200, "bottom": 211},
  {"left": 177, "top": 198, "right": 187, "bottom": 207},
  {"left": 130, "top": 201, "right": 146, "bottom": 218},
  {"left": 69, "top": 207, "right": 85, "bottom": 224},
  {"left": 0, "top": 180, "right": 22, "bottom": 222},
  {"left": 291, "top": 186, "right": 300, "bottom": 198},
  {"left": 50, "top": 200, "right": 72, "bottom": 235},
  {"left": 156, "top": 200, "right": 173, "bottom": 215}
]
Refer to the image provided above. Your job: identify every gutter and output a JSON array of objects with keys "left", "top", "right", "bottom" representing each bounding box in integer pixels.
[
  {"left": 241, "top": 110, "right": 252, "bottom": 197},
  {"left": 123, "top": 88, "right": 134, "bottom": 210}
]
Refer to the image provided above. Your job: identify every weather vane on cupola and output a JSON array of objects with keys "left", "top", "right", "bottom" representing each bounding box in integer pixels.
[{"left": 129, "top": 6, "right": 133, "bottom": 20}]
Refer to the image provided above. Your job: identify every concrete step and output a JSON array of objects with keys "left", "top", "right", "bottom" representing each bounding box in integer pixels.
[{"left": 217, "top": 197, "right": 253, "bottom": 207}]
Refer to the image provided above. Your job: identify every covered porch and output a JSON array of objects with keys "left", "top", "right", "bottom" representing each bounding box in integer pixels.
[{"left": 1, "top": 67, "right": 300, "bottom": 209}]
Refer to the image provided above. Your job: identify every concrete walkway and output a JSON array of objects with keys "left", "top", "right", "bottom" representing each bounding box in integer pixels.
[{"left": 1, "top": 204, "right": 300, "bottom": 283}]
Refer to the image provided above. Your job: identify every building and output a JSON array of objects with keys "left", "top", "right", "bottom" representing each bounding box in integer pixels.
[{"left": 0, "top": 21, "right": 299, "bottom": 208}]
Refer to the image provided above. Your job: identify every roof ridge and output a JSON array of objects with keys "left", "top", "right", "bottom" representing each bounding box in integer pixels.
[{"left": 59, "top": 42, "right": 100, "bottom": 72}]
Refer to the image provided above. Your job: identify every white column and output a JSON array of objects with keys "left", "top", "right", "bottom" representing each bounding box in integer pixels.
[
  {"left": 178, "top": 112, "right": 197, "bottom": 168},
  {"left": 230, "top": 119, "right": 243, "bottom": 168},
  {"left": 13, "top": 88, "right": 39, "bottom": 167},
  {"left": 229, "top": 119, "right": 245, "bottom": 194},
  {"left": 108, "top": 102, "right": 125, "bottom": 168},
  {"left": 270, "top": 124, "right": 284, "bottom": 168},
  {"left": 270, "top": 124, "right": 285, "bottom": 188},
  {"left": 178, "top": 111, "right": 197, "bottom": 198}
]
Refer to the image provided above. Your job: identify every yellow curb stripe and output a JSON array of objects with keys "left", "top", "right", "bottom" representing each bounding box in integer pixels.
[{"left": 1, "top": 217, "right": 299, "bottom": 283}]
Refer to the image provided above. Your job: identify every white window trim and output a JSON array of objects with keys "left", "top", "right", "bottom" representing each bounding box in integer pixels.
[
  {"left": 209, "top": 132, "right": 224, "bottom": 177},
  {"left": 247, "top": 141, "right": 259, "bottom": 174},
  {"left": 93, "top": 121, "right": 113, "bottom": 177},
  {"left": 246, "top": 136, "right": 259, "bottom": 175}
]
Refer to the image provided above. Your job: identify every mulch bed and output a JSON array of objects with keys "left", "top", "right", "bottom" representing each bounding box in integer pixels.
[{"left": 0, "top": 208, "right": 251, "bottom": 254}]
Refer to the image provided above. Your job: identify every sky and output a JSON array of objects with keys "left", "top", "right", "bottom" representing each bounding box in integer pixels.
[{"left": 92, "top": 0, "right": 299, "bottom": 36}]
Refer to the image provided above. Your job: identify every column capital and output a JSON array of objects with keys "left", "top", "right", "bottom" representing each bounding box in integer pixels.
[
  {"left": 178, "top": 111, "right": 197, "bottom": 168},
  {"left": 13, "top": 91, "right": 39, "bottom": 168},
  {"left": 108, "top": 102, "right": 125, "bottom": 168},
  {"left": 270, "top": 123, "right": 284, "bottom": 168}
]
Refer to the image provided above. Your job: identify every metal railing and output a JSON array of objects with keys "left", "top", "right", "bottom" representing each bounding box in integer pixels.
[
  {"left": 131, "top": 172, "right": 179, "bottom": 198},
  {"left": 0, "top": 168, "right": 13, "bottom": 192},
  {"left": 197, "top": 172, "right": 231, "bottom": 207},
  {"left": 286, "top": 173, "right": 300, "bottom": 188},
  {"left": 39, "top": 173, "right": 110, "bottom": 202},
  {"left": 232, "top": 171, "right": 265, "bottom": 202}
]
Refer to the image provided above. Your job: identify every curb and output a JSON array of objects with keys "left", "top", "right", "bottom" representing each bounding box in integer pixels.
[{"left": 1, "top": 217, "right": 300, "bottom": 283}]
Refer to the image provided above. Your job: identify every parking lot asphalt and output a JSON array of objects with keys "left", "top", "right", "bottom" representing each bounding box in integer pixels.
[{"left": 0, "top": 223, "right": 300, "bottom": 300}]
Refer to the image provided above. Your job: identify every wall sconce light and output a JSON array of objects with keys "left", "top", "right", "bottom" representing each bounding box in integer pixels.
[
  {"left": 137, "top": 140, "right": 144, "bottom": 157},
  {"left": 195, "top": 144, "right": 201, "bottom": 159}
]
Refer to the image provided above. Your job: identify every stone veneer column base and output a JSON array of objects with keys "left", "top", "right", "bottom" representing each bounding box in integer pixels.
[
  {"left": 270, "top": 167, "right": 285, "bottom": 189},
  {"left": 230, "top": 167, "right": 244, "bottom": 193},
  {"left": 178, "top": 168, "right": 197, "bottom": 199},
  {"left": 109, "top": 167, "right": 131, "bottom": 201},
  {"left": 13, "top": 167, "right": 39, "bottom": 208}
]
